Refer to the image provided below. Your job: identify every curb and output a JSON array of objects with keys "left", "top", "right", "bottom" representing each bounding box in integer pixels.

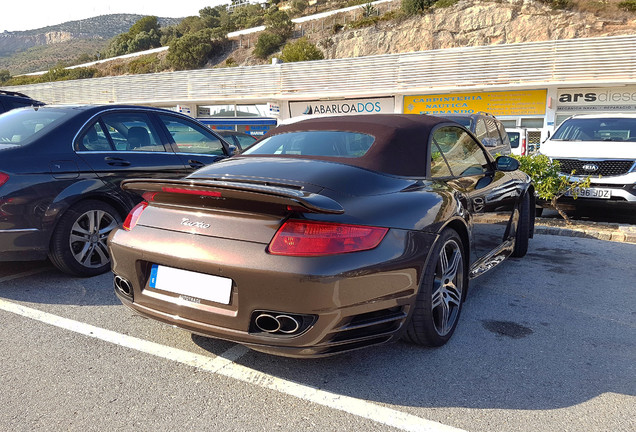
[{"left": 534, "top": 218, "right": 636, "bottom": 244}]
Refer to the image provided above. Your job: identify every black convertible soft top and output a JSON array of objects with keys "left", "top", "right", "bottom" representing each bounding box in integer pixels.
[{"left": 241, "top": 114, "right": 453, "bottom": 177}]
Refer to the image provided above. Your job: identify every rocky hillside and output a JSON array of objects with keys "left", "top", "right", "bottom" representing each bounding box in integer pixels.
[
  {"left": 227, "top": 0, "right": 636, "bottom": 66},
  {"left": 0, "top": 15, "right": 180, "bottom": 74}
]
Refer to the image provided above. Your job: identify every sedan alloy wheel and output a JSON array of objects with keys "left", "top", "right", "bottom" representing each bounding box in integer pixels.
[
  {"left": 49, "top": 200, "right": 122, "bottom": 277},
  {"left": 70, "top": 209, "right": 118, "bottom": 269}
]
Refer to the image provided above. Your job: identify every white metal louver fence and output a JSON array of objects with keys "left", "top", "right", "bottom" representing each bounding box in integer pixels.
[{"left": 4, "top": 34, "right": 636, "bottom": 105}]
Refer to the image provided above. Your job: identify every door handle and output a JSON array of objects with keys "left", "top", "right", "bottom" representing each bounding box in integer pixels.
[
  {"left": 104, "top": 157, "right": 131, "bottom": 167},
  {"left": 188, "top": 159, "right": 205, "bottom": 169}
]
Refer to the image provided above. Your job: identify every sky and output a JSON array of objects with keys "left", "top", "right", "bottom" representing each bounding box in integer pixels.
[{"left": 0, "top": 0, "right": 227, "bottom": 33}]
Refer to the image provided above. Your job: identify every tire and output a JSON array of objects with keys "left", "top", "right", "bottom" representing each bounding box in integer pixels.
[
  {"left": 404, "top": 228, "right": 466, "bottom": 347},
  {"left": 512, "top": 192, "right": 530, "bottom": 258},
  {"left": 49, "top": 200, "right": 122, "bottom": 277}
]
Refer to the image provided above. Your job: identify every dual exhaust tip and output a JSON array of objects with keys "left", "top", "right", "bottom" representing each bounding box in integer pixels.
[
  {"left": 114, "top": 275, "right": 133, "bottom": 297},
  {"left": 254, "top": 313, "right": 301, "bottom": 334}
]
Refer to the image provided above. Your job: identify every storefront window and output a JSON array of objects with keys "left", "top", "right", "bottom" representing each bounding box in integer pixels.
[
  {"left": 198, "top": 104, "right": 269, "bottom": 118},
  {"left": 236, "top": 104, "right": 268, "bottom": 117},
  {"left": 520, "top": 118, "right": 544, "bottom": 128},
  {"left": 198, "top": 105, "right": 236, "bottom": 117}
]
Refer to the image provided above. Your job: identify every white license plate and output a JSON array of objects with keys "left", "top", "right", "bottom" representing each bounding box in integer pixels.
[
  {"left": 149, "top": 265, "right": 232, "bottom": 305},
  {"left": 565, "top": 187, "right": 611, "bottom": 199}
]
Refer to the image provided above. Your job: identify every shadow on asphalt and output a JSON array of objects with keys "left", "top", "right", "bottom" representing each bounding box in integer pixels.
[{"left": 0, "top": 259, "right": 119, "bottom": 306}]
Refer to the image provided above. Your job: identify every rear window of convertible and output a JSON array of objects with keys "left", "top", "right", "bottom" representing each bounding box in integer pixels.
[{"left": 243, "top": 131, "right": 375, "bottom": 157}]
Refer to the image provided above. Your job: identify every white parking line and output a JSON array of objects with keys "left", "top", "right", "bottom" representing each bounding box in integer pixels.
[{"left": 0, "top": 298, "right": 467, "bottom": 432}]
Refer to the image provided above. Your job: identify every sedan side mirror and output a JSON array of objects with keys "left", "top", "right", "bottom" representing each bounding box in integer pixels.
[
  {"left": 228, "top": 144, "right": 240, "bottom": 156},
  {"left": 495, "top": 155, "right": 520, "bottom": 172}
]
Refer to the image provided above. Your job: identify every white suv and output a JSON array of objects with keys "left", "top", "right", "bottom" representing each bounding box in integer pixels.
[{"left": 540, "top": 114, "right": 636, "bottom": 208}]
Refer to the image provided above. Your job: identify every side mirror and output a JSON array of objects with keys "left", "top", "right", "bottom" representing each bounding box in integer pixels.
[
  {"left": 541, "top": 130, "right": 551, "bottom": 144},
  {"left": 495, "top": 155, "right": 520, "bottom": 172},
  {"left": 228, "top": 144, "right": 240, "bottom": 156}
]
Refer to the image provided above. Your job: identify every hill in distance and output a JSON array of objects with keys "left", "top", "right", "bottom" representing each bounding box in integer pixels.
[{"left": 0, "top": 14, "right": 181, "bottom": 74}]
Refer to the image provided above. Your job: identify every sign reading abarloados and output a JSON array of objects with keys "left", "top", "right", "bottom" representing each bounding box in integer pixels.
[
  {"left": 289, "top": 97, "right": 395, "bottom": 118},
  {"left": 404, "top": 90, "right": 547, "bottom": 116}
]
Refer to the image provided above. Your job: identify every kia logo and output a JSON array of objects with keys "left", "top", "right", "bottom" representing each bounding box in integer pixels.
[{"left": 582, "top": 164, "right": 599, "bottom": 172}]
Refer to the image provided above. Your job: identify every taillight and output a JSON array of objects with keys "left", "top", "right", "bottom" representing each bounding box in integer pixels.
[
  {"left": 521, "top": 138, "right": 527, "bottom": 156},
  {"left": 268, "top": 220, "right": 388, "bottom": 256},
  {"left": 0, "top": 172, "right": 9, "bottom": 187},
  {"left": 123, "top": 201, "right": 148, "bottom": 231}
]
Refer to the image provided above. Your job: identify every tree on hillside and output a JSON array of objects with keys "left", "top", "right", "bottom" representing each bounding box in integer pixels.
[
  {"left": 0, "top": 70, "right": 10, "bottom": 84},
  {"left": 129, "top": 16, "right": 161, "bottom": 36},
  {"left": 167, "top": 29, "right": 227, "bottom": 70},
  {"left": 264, "top": 10, "right": 294, "bottom": 39},
  {"left": 253, "top": 32, "right": 285, "bottom": 59},
  {"left": 229, "top": 4, "right": 267, "bottom": 30},
  {"left": 105, "top": 16, "right": 162, "bottom": 57}
]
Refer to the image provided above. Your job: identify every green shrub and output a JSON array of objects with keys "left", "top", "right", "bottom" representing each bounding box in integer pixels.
[
  {"left": 512, "top": 154, "right": 592, "bottom": 222},
  {"left": 401, "top": 0, "right": 436, "bottom": 15},
  {"left": 537, "top": 0, "right": 573, "bottom": 10},
  {"left": 0, "top": 70, "right": 10, "bottom": 84},
  {"left": 361, "top": 3, "right": 378, "bottom": 17},
  {"left": 349, "top": 16, "right": 380, "bottom": 28},
  {"left": 253, "top": 32, "right": 285, "bottom": 59},
  {"left": 619, "top": 0, "right": 636, "bottom": 11},
  {"left": 280, "top": 37, "right": 324, "bottom": 62},
  {"left": 434, "top": 0, "right": 458, "bottom": 8},
  {"left": 127, "top": 55, "right": 162, "bottom": 74}
]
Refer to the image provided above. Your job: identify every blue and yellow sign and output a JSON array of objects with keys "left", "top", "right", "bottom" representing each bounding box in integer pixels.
[{"left": 404, "top": 90, "right": 547, "bottom": 116}]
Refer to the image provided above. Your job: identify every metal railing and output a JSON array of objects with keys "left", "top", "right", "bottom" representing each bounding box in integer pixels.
[{"left": 4, "top": 34, "right": 636, "bottom": 105}]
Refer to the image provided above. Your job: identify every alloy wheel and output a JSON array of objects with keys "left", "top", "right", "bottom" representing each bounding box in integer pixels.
[
  {"left": 431, "top": 238, "right": 464, "bottom": 336},
  {"left": 69, "top": 209, "right": 118, "bottom": 268}
]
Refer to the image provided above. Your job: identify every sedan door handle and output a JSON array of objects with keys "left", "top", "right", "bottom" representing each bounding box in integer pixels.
[
  {"left": 188, "top": 159, "right": 206, "bottom": 169},
  {"left": 104, "top": 157, "right": 131, "bottom": 167}
]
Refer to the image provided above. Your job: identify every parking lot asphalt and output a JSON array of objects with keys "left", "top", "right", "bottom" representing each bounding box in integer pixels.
[{"left": 0, "top": 231, "right": 635, "bottom": 432}]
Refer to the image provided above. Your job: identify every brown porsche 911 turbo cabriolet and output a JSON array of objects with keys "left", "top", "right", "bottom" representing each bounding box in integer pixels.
[{"left": 108, "top": 114, "right": 534, "bottom": 357}]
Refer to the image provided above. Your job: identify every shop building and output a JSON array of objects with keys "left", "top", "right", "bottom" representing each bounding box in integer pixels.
[{"left": 4, "top": 35, "right": 636, "bottom": 139}]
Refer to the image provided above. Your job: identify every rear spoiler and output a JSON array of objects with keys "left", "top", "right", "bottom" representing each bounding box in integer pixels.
[{"left": 121, "top": 178, "right": 344, "bottom": 214}]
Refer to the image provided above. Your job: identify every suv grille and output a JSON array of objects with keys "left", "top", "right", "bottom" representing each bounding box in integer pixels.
[{"left": 555, "top": 159, "right": 635, "bottom": 177}]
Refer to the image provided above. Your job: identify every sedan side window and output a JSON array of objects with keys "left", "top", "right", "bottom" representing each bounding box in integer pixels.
[
  {"left": 100, "top": 113, "right": 164, "bottom": 152},
  {"left": 159, "top": 115, "right": 225, "bottom": 156},
  {"left": 432, "top": 126, "right": 489, "bottom": 177},
  {"left": 77, "top": 122, "right": 112, "bottom": 151}
]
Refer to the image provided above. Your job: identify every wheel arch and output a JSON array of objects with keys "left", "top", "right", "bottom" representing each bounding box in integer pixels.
[{"left": 42, "top": 181, "right": 135, "bottom": 246}]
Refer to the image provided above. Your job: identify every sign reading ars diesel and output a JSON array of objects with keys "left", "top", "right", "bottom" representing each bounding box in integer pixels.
[{"left": 556, "top": 87, "right": 636, "bottom": 111}]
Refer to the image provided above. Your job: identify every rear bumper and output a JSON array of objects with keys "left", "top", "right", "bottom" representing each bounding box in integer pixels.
[{"left": 108, "top": 226, "right": 437, "bottom": 357}]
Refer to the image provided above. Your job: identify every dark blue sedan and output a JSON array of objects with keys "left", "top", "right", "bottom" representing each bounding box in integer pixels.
[{"left": 0, "top": 104, "right": 231, "bottom": 276}]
